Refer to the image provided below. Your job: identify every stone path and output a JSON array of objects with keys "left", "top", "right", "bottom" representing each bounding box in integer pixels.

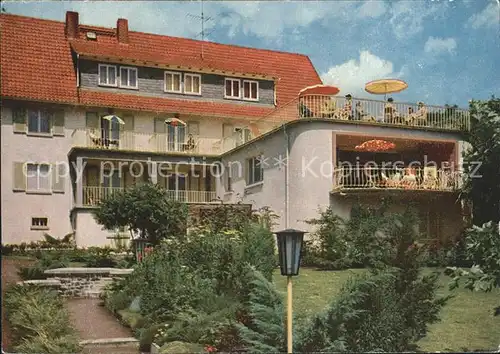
[
  {"left": 66, "top": 298, "right": 133, "bottom": 339},
  {"left": 66, "top": 298, "right": 139, "bottom": 353}
]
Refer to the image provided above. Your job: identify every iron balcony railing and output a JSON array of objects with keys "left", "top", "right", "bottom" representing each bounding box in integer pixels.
[
  {"left": 81, "top": 186, "right": 217, "bottom": 206},
  {"left": 332, "top": 166, "right": 462, "bottom": 192}
]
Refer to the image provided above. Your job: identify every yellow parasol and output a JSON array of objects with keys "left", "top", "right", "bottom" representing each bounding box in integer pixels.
[
  {"left": 102, "top": 115, "right": 125, "bottom": 124},
  {"left": 365, "top": 79, "right": 408, "bottom": 100}
]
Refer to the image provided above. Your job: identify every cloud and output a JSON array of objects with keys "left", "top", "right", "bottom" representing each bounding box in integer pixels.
[
  {"left": 466, "top": 2, "right": 499, "bottom": 29},
  {"left": 320, "top": 51, "right": 404, "bottom": 97},
  {"left": 424, "top": 36, "right": 457, "bottom": 55},
  {"left": 357, "top": 0, "right": 387, "bottom": 19},
  {"left": 215, "top": 1, "right": 355, "bottom": 42},
  {"left": 388, "top": 1, "right": 449, "bottom": 40}
]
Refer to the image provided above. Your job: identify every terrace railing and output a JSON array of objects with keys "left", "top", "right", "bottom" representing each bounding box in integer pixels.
[
  {"left": 298, "top": 95, "right": 470, "bottom": 131},
  {"left": 332, "top": 166, "right": 462, "bottom": 192},
  {"left": 81, "top": 186, "right": 217, "bottom": 206}
]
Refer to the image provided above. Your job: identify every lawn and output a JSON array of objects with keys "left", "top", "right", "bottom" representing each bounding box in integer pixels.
[{"left": 273, "top": 268, "right": 500, "bottom": 352}]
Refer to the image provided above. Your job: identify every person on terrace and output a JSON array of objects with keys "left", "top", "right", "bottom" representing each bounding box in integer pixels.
[
  {"left": 384, "top": 97, "right": 401, "bottom": 123},
  {"left": 339, "top": 94, "right": 353, "bottom": 120}
]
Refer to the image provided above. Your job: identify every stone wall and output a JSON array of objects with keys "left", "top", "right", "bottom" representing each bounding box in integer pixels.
[{"left": 17, "top": 268, "right": 134, "bottom": 298}]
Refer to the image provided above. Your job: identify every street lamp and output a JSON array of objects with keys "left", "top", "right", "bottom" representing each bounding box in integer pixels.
[{"left": 275, "top": 228, "right": 306, "bottom": 354}]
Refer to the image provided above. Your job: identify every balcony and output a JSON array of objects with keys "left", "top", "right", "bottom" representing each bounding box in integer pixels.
[
  {"left": 332, "top": 167, "right": 462, "bottom": 193},
  {"left": 263, "top": 95, "right": 470, "bottom": 132},
  {"left": 82, "top": 186, "right": 217, "bottom": 206},
  {"left": 71, "top": 129, "right": 223, "bottom": 155}
]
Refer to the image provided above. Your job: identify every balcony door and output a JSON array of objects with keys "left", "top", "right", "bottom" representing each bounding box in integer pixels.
[
  {"left": 101, "top": 117, "right": 121, "bottom": 147},
  {"left": 102, "top": 169, "right": 122, "bottom": 189},
  {"left": 167, "top": 173, "right": 187, "bottom": 201},
  {"left": 167, "top": 125, "right": 186, "bottom": 152}
]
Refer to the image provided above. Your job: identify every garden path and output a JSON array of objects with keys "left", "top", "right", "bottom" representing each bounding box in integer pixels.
[{"left": 66, "top": 298, "right": 139, "bottom": 353}]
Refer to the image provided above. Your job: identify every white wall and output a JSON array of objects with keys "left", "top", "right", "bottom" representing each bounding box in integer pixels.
[
  {"left": 219, "top": 131, "right": 287, "bottom": 231},
  {"left": 1, "top": 104, "right": 78, "bottom": 244},
  {"left": 73, "top": 209, "right": 115, "bottom": 247}
]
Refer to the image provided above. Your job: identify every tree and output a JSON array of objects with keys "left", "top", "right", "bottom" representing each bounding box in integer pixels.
[
  {"left": 446, "top": 97, "right": 500, "bottom": 316},
  {"left": 93, "top": 183, "right": 188, "bottom": 245},
  {"left": 462, "top": 96, "right": 500, "bottom": 225}
]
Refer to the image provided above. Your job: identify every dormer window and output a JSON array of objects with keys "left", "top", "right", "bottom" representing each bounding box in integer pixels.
[
  {"left": 119, "top": 66, "right": 138, "bottom": 89},
  {"left": 225, "top": 78, "right": 240, "bottom": 99},
  {"left": 98, "top": 64, "right": 117, "bottom": 87},
  {"left": 184, "top": 73, "right": 201, "bottom": 95},
  {"left": 243, "top": 80, "right": 259, "bottom": 101},
  {"left": 165, "top": 71, "right": 182, "bottom": 93}
]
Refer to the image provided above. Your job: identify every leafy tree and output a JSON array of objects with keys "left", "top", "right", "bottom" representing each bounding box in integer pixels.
[
  {"left": 462, "top": 96, "right": 500, "bottom": 225},
  {"left": 447, "top": 97, "right": 500, "bottom": 313},
  {"left": 93, "top": 183, "right": 188, "bottom": 245}
]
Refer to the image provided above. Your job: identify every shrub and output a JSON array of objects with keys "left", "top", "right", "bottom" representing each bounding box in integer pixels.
[
  {"left": 3, "top": 285, "right": 81, "bottom": 353},
  {"left": 237, "top": 208, "right": 449, "bottom": 353},
  {"left": 447, "top": 221, "right": 500, "bottom": 292},
  {"left": 104, "top": 220, "right": 278, "bottom": 352},
  {"left": 17, "top": 251, "right": 70, "bottom": 280},
  {"left": 236, "top": 269, "right": 286, "bottom": 353}
]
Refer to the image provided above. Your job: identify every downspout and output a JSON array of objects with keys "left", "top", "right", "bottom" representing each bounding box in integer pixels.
[
  {"left": 284, "top": 124, "right": 290, "bottom": 228},
  {"left": 76, "top": 53, "right": 80, "bottom": 87}
]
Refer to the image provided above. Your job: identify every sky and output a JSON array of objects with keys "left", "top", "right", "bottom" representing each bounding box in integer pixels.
[{"left": 3, "top": 0, "right": 499, "bottom": 108}]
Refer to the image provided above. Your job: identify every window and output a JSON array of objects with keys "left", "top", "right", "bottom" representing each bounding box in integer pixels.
[
  {"left": 243, "top": 80, "right": 259, "bottom": 101},
  {"left": 26, "top": 163, "right": 51, "bottom": 191},
  {"left": 28, "top": 110, "right": 51, "bottom": 134},
  {"left": 119, "top": 66, "right": 138, "bottom": 89},
  {"left": 235, "top": 127, "right": 252, "bottom": 146},
  {"left": 226, "top": 165, "right": 232, "bottom": 192},
  {"left": 225, "top": 78, "right": 240, "bottom": 99},
  {"left": 98, "top": 64, "right": 117, "bottom": 86},
  {"left": 184, "top": 73, "right": 201, "bottom": 95},
  {"left": 247, "top": 156, "right": 264, "bottom": 185},
  {"left": 31, "top": 217, "right": 48, "bottom": 230},
  {"left": 165, "top": 71, "right": 182, "bottom": 93}
]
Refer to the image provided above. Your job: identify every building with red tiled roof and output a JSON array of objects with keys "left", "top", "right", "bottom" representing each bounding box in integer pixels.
[
  {"left": 0, "top": 11, "right": 469, "bottom": 248},
  {"left": 0, "top": 10, "right": 322, "bottom": 246}
]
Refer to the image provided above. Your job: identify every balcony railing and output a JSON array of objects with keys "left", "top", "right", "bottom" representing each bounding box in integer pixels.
[
  {"left": 260, "top": 95, "right": 470, "bottom": 133},
  {"left": 71, "top": 129, "right": 223, "bottom": 155},
  {"left": 298, "top": 95, "right": 470, "bottom": 131},
  {"left": 82, "top": 186, "right": 217, "bottom": 206},
  {"left": 332, "top": 167, "right": 462, "bottom": 192}
]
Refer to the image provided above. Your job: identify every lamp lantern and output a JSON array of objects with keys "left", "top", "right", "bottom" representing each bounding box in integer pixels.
[
  {"left": 275, "top": 228, "right": 305, "bottom": 276},
  {"left": 274, "top": 228, "right": 306, "bottom": 354}
]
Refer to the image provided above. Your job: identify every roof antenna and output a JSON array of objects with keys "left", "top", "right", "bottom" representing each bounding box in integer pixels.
[{"left": 186, "top": 0, "right": 216, "bottom": 59}]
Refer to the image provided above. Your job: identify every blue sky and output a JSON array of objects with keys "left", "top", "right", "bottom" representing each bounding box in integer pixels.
[{"left": 3, "top": 0, "right": 499, "bottom": 108}]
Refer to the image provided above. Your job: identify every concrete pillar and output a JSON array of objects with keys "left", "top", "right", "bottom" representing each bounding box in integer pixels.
[
  {"left": 149, "top": 161, "right": 158, "bottom": 184},
  {"left": 75, "top": 157, "right": 84, "bottom": 206}
]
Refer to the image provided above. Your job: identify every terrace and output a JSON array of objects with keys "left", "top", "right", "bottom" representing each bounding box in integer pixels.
[
  {"left": 331, "top": 134, "right": 463, "bottom": 194},
  {"left": 262, "top": 94, "right": 470, "bottom": 132}
]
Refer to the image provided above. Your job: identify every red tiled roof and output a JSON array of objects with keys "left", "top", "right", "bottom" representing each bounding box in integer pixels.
[
  {"left": 0, "top": 13, "right": 322, "bottom": 118},
  {"left": 0, "top": 15, "right": 78, "bottom": 104},
  {"left": 79, "top": 89, "right": 275, "bottom": 119}
]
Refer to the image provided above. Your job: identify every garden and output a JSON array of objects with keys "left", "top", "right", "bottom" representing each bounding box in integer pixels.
[{"left": 2, "top": 97, "right": 500, "bottom": 353}]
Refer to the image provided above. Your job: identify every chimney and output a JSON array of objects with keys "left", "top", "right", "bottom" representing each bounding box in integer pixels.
[
  {"left": 117, "top": 18, "right": 129, "bottom": 44},
  {"left": 65, "top": 11, "right": 79, "bottom": 39}
]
